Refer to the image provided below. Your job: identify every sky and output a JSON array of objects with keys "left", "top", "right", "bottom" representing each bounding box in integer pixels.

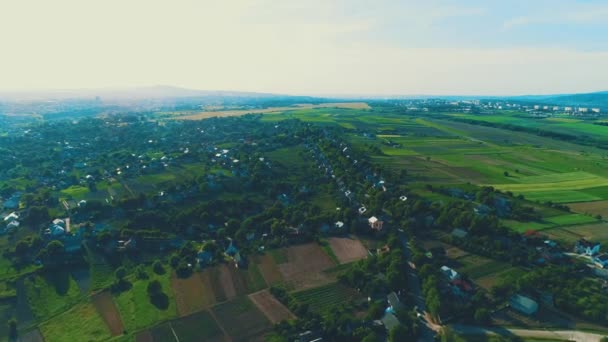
[{"left": 0, "top": 0, "right": 607, "bottom": 96}]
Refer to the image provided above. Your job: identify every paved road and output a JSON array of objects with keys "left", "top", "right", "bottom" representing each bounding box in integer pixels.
[
  {"left": 450, "top": 324, "right": 605, "bottom": 342},
  {"left": 399, "top": 231, "right": 438, "bottom": 341}
]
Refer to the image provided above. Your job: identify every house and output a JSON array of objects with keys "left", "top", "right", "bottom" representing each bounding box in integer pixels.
[
  {"left": 450, "top": 279, "right": 473, "bottom": 297},
  {"left": 3, "top": 193, "right": 21, "bottom": 209},
  {"left": 594, "top": 254, "right": 608, "bottom": 268},
  {"left": 78, "top": 200, "right": 87, "bottom": 207},
  {"left": 368, "top": 216, "right": 384, "bottom": 231},
  {"left": 440, "top": 266, "right": 460, "bottom": 281},
  {"left": 509, "top": 294, "right": 538, "bottom": 315},
  {"left": 386, "top": 292, "right": 403, "bottom": 313},
  {"left": 6, "top": 220, "right": 19, "bottom": 232},
  {"left": 197, "top": 250, "right": 213, "bottom": 266},
  {"left": 592, "top": 108, "right": 601, "bottom": 114},
  {"left": 52, "top": 218, "right": 66, "bottom": 228},
  {"left": 381, "top": 312, "right": 401, "bottom": 331},
  {"left": 117, "top": 238, "right": 137, "bottom": 252},
  {"left": 574, "top": 239, "right": 601, "bottom": 256},
  {"left": 335, "top": 221, "right": 344, "bottom": 229},
  {"left": 3, "top": 212, "right": 19, "bottom": 223},
  {"left": 451, "top": 228, "right": 468, "bottom": 239}
]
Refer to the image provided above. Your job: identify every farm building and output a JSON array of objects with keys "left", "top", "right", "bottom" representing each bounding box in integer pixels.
[
  {"left": 509, "top": 294, "right": 538, "bottom": 315},
  {"left": 574, "top": 239, "right": 600, "bottom": 256}
]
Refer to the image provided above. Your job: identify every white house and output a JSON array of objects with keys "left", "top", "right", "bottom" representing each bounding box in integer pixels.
[
  {"left": 574, "top": 239, "right": 600, "bottom": 256},
  {"left": 592, "top": 108, "right": 601, "bottom": 114},
  {"left": 368, "top": 216, "right": 384, "bottom": 231},
  {"left": 440, "top": 266, "right": 460, "bottom": 281},
  {"left": 594, "top": 254, "right": 608, "bottom": 268},
  {"left": 3, "top": 212, "right": 19, "bottom": 223},
  {"left": 52, "top": 218, "right": 66, "bottom": 228}
]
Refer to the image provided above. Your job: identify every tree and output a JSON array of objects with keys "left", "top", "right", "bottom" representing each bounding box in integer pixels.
[
  {"left": 115, "top": 266, "right": 127, "bottom": 281},
  {"left": 504, "top": 171, "right": 509, "bottom": 177},
  {"left": 389, "top": 324, "right": 410, "bottom": 342},
  {"left": 135, "top": 265, "right": 148, "bottom": 279},
  {"left": 474, "top": 308, "right": 491, "bottom": 324},
  {"left": 152, "top": 260, "right": 165, "bottom": 274},
  {"left": 147, "top": 280, "right": 162, "bottom": 297},
  {"left": 7, "top": 318, "right": 17, "bottom": 339},
  {"left": 15, "top": 241, "right": 29, "bottom": 258}
]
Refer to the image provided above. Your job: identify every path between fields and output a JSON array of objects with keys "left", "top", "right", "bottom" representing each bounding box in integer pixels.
[
  {"left": 208, "top": 309, "right": 233, "bottom": 342},
  {"left": 449, "top": 324, "right": 605, "bottom": 342}
]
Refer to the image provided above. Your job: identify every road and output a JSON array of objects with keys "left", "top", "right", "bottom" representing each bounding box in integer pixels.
[
  {"left": 450, "top": 324, "right": 605, "bottom": 342},
  {"left": 399, "top": 231, "right": 438, "bottom": 341}
]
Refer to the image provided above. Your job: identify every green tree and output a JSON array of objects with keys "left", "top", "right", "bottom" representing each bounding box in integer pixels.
[
  {"left": 152, "top": 260, "right": 165, "bottom": 274},
  {"left": 7, "top": 318, "right": 17, "bottom": 339}
]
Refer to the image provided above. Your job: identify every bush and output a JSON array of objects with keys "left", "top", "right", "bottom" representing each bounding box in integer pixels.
[{"left": 152, "top": 260, "right": 165, "bottom": 274}]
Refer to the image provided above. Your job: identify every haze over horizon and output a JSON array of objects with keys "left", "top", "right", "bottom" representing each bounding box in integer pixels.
[{"left": 1, "top": 0, "right": 607, "bottom": 96}]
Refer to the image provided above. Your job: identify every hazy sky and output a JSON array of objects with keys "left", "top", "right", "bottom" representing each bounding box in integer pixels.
[{"left": 1, "top": 0, "right": 607, "bottom": 96}]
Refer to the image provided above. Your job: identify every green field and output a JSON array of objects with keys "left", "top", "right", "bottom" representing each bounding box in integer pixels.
[
  {"left": 292, "top": 282, "right": 360, "bottom": 313},
  {"left": 24, "top": 272, "right": 83, "bottom": 320},
  {"left": 39, "top": 302, "right": 111, "bottom": 342},
  {"left": 113, "top": 269, "right": 178, "bottom": 332}
]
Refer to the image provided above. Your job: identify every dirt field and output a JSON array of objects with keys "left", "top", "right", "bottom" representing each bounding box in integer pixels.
[
  {"left": 207, "top": 267, "right": 227, "bottom": 302},
  {"left": 567, "top": 200, "right": 608, "bottom": 218},
  {"left": 174, "top": 102, "right": 370, "bottom": 120},
  {"left": 545, "top": 222, "right": 608, "bottom": 245},
  {"left": 249, "top": 290, "right": 296, "bottom": 324},
  {"left": 212, "top": 296, "right": 272, "bottom": 342},
  {"left": 327, "top": 237, "right": 368, "bottom": 264},
  {"left": 92, "top": 291, "right": 125, "bottom": 336},
  {"left": 135, "top": 330, "right": 154, "bottom": 342},
  {"left": 218, "top": 265, "right": 237, "bottom": 300},
  {"left": 171, "top": 272, "right": 216, "bottom": 317},
  {"left": 255, "top": 254, "right": 283, "bottom": 285},
  {"left": 278, "top": 243, "right": 337, "bottom": 290}
]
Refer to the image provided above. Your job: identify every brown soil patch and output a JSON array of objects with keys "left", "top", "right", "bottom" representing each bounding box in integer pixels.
[
  {"left": 172, "top": 272, "right": 216, "bottom": 317},
  {"left": 135, "top": 330, "right": 154, "bottom": 342},
  {"left": 327, "top": 237, "right": 368, "bottom": 264},
  {"left": 567, "top": 200, "right": 608, "bottom": 218},
  {"left": 255, "top": 255, "right": 283, "bottom": 285},
  {"left": 174, "top": 102, "right": 370, "bottom": 120},
  {"left": 248, "top": 290, "right": 295, "bottom": 324},
  {"left": 278, "top": 243, "right": 336, "bottom": 290},
  {"left": 92, "top": 291, "right": 125, "bottom": 336},
  {"left": 217, "top": 265, "right": 237, "bottom": 300}
]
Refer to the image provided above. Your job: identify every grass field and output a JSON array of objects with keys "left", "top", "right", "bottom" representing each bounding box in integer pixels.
[
  {"left": 211, "top": 296, "right": 272, "bottom": 341},
  {"left": 39, "top": 302, "right": 111, "bottom": 342},
  {"left": 24, "top": 272, "right": 83, "bottom": 320},
  {"left": 114, "top": 269, "right": 178, "bottom": 332},
  {"left": 453, "top": 254, "right": 510, "bottom": 280},
  {"left": 291, "top": 282, "right": 360, "bottom": 313}
]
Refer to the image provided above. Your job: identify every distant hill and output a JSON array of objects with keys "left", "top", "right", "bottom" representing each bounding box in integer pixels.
[{"left": 504, "top": 91, "right": 608, "bottom": 109}]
